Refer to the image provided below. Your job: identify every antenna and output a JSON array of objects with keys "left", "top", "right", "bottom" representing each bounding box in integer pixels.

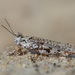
[
  {"left": 1, "top": 25, "right": 16, "bottom": 36},
  {"left": 4, "top": 18, "right": 15, "bottom": 35}
]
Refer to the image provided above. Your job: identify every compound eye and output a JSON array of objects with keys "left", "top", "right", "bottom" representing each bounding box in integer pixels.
[
  {"left": 22, "top": 39, "right": 26, "bottom": 41},
  {"left": 21, "top": 38, "right": 26, "bottom": 43}
]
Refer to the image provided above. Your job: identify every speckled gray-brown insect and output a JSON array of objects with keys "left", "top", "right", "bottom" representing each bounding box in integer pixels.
[{"left": 1, "top": 18, "right": 75, "bottom": 57}]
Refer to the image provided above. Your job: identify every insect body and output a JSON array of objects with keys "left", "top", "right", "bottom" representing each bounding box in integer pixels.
[{"left": 1, "top": 19, "right": 75, "bottom": 57}]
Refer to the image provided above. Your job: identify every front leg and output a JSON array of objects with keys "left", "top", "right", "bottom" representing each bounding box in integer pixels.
[{"left": 15, "top": 45, "right": 27, "bottom": 56}]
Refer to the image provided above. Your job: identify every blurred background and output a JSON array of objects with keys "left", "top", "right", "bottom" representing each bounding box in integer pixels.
[{"left": 0, "top": 0, "right": 75, "bottom": 52}]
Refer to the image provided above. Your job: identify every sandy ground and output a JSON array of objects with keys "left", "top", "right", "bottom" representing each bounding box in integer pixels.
[{"left": 0, "top": 46, "right": 75, "bottom": 75}]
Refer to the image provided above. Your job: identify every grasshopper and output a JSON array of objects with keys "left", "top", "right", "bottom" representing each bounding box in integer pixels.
[{"left": 1, "top": 19, "right": 75, "bottom": 57}]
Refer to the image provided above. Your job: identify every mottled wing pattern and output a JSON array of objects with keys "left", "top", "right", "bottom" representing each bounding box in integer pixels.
[{"left": 23, "top": 36, "right": 75, "bottom": 56}]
